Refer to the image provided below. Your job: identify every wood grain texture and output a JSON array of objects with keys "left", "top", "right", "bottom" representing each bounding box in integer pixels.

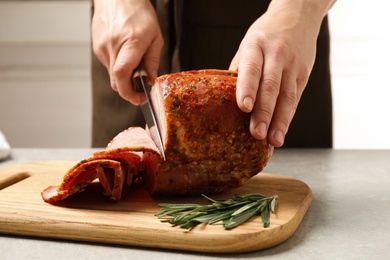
[{"left": 0, "top": 161, "right": 312, "bottom": 253}]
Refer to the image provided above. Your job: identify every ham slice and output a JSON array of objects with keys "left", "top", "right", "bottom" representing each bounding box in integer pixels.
[
  {"left": 41, "top": 127, "right": 157, "bottom": 203},
  {"left": 41, "top": 70, "right": 273, "bottom": 203}
]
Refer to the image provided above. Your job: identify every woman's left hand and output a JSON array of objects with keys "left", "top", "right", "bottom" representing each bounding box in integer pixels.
[{"left": 230, "top": 1, "right": 332, "bottom": 147}]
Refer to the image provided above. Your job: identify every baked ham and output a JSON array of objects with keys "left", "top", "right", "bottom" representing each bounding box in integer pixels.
[{"left": 41, "top": 70, "right": 274, "bottom": 203}]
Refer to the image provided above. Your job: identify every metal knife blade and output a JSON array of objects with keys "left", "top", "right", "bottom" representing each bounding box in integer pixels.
[{"left": 132, "top": 63, "right": 166, "bottom": 160}]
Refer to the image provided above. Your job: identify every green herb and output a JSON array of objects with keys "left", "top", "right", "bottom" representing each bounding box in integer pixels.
[{"left": 155, "top": 193, "right": 278, "bottom": 230}]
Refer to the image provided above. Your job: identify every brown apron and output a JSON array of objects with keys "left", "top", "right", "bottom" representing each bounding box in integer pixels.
[{"left": 91, "top": 0, "right": 332, "bottom": 148}]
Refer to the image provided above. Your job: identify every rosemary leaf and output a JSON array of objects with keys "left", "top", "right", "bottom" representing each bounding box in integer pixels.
[
  {"left": 242, "top": 193, "right": 268, "bottom": 200},
  {"left": 261, "top": 206, "right": 270, "bottom": 228},
  {"left": 270, "top": 196, "right": 278, "bottom": 212},
  {"left": 172, "top": 211, "right": 204, "bottom": 224},
  {"left": 201, "top": 194, "right": 219, "bottom": 203},
  {"left": 231, "top": 201, "right": 260, "bottom": 216},
  {"left": 180, "top": 221, "right": 201, "bottom": 230},
  {"left": 158, "top": 203, "right": 201, "bottom": 208},
  {"left": 207, "top": 209, "right": 236, "bottom": 224},
  {"left": 223, "top": 206, "right": 259, "bottom": 229}
]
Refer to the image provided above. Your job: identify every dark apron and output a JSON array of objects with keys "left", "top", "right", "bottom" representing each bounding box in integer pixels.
[{"left": 91, "top": 0, "right": 332, "bottom": 148}]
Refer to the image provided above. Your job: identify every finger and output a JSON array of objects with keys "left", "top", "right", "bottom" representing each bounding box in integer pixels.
[
  {"left": 267, "top": 71, "right": 298, "bottom": 147},
  {"left": 229, "top": 51, "right": 239, "bottom": 72},
  {"left": 106, "top": 56, "right": 118, "bottom": 92},
  {"left": 92, "top": 40, "right": 118, "bottom": 91},
  {"left": 143, "top": 32, "right": 163, "bottom": 85},
  {"left": 99, "top": 41, "right": 118, "bottom": 92},
  {"left": 235, "top": 41, "right": 264, "bottom": 113},
  {"left": 113, "top": 42, "right": 146, "bottom": 105},
  {"left": 249, "top": 59, "right": 283, "bottom": 141},
  {"left": 91, "top": 25, "right": 110, "bottom": 68},
  {"left": 109, "top": 69, "right": 118, "bottom": 92}
]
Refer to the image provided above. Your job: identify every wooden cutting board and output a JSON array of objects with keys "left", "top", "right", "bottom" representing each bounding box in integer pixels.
[{"left": 0, "top": 161, "right": 312, "bottom": 253}]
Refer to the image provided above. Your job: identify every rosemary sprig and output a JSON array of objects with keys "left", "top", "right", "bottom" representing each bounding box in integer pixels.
[{"left": 155, "top": 193, "right": 278, "bottom": 230}]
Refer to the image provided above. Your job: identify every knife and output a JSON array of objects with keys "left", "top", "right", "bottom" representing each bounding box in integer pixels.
[{"left": 132, "top": 62, "right": 166, "bottom": 160}]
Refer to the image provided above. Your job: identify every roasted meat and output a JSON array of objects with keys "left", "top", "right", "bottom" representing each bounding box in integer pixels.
[{"left": 41, "top": 70, "right": 273, "bottom": 203}]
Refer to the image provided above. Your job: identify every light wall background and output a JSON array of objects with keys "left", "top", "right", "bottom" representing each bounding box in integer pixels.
[
  {"left": 329, "top": 0, "right": 390, "bottom": 149},
  {"left": 0, "top": 0, "right": 389, "bottom": 149}
]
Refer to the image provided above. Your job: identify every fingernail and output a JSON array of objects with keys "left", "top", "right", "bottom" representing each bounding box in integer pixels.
[
  {"left": 243, "top": 97, "right": 253, "bottom": 111},
  {"left": 274, "top": 130, "right": 285, "bottom": 146},
  {"left": 255, "top": 122, "right": 267, "bottom": 139}
]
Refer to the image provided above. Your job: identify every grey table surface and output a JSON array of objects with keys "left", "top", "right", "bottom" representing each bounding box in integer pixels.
[{"left": 0, "top": 148, "right": 389, "bottom": 260}]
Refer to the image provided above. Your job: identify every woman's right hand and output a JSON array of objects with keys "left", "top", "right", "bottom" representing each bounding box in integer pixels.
[{"left": 92, "top": 0, "right": 163, "bottom": 105}]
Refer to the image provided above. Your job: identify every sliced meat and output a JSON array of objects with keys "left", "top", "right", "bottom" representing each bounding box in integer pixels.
[{"left": 41, "top": 127, "right": 160, "bottom": 203}]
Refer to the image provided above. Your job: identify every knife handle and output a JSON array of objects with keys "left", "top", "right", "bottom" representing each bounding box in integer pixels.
[{"left": 132, "top": 62, "right": 148, "bottom": 93}]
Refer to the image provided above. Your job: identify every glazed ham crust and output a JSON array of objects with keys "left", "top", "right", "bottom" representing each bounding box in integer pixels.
[
  {"left": 41, "top": 70, "right": 273, "bottom": 203},
  {"left": 148, "top": 70, "right": 273, "bottom": 194}
]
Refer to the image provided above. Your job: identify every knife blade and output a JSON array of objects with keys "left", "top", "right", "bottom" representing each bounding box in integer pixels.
[{"left": 132, "top": 63, "right": 166, "bottom": 160}]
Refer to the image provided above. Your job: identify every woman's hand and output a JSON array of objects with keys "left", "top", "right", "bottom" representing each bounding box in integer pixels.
[
  {"left": 230, "top": 0, "right": 335, "bottom": 147},
  {"left": 92, "top": 0, "right": 163, "bottom": 105}
]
